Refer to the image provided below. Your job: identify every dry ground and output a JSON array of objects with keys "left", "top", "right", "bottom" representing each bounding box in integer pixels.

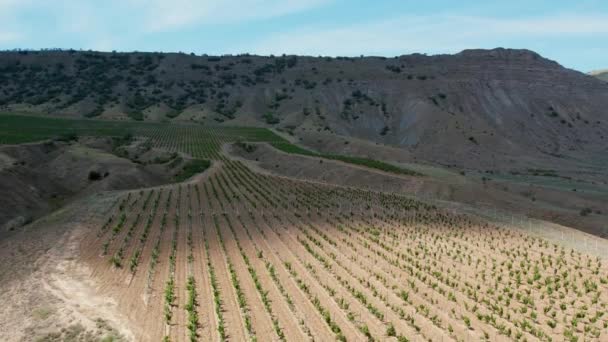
[
  {"left": 0, "top": 192, "right": 132, "bottom": 341},
  {"left": 229, "top": 141, "right": 608, "bottom": 238},
  {"left": 1, "top": 148, "right": 608, "bottom": 341}
]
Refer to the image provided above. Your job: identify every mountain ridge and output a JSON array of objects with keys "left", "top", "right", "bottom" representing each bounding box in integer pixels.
[{"left": 1, "top": 48, "right": 607, "bottom": 170}]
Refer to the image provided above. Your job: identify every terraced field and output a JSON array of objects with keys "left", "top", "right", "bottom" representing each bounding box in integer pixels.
[{"left": 86, "top": 158, "right": 608, "bottom": 341}]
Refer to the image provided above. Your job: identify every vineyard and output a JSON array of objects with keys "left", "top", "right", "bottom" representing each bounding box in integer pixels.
[
  {"left": 2, "top": 113, "right": 607, "bottom": 341},
  {"left": 0, "top": 114, "right": 280, "bottom": 159},
  {"left": 0, "top": 113, "right": 417, "bottom": 175},
  {"left": 85, "top": 158, "right": 608, "bottom": 341}
]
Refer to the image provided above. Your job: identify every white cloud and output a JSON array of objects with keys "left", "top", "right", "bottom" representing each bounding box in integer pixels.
[
  {"left": 0, "top": 32, "right": 20, "bottom": 43},
  {"left": 0, "top": 0, "right": 333, "bottom": 48},
  {"left": 134, "top": 0, "right": 332, "bottom": 32},
  {"left": 244, "top": 13, "right": 608, "bottom": 57},
  {"left": 0, "top": 0, "right": 23, "bottom": 8},
  {"left": 467, "top": 14, "right": 608, "bottom": 35},
  {"left": 0, "top": 2, "right": 605, "bottom": 71},
  {"left": 0, "top": 0, "right": 27, "bottom": 45}
]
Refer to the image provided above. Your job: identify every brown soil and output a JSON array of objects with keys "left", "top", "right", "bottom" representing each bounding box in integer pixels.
[
  {"left": 228, "top": 142, "right": 608, "bottom": 238},
  {"left": 1, "top": 150, "right": 607, "bottom": 341}
]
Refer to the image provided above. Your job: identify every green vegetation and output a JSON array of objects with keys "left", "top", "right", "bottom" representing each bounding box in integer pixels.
[
  {"left": 0, "top": 113, "right": 282, "bottom": 159},
  {"left": 0, "top": 114, "right": 137, "bottom": 144},
  {"left": 127, "top": 110, "right": 144, "bottom": 121},
  {"left": 185, "top": 276, "right": 199, "bottom": 341},
  {"left": 56, "top": 131, "right": 79, "bottom": 142},
  {"left": 235, "top": 140, "right": 256, "bottom": 153},
  {"left": 87, "top": 154, "right": 608, "bottom": 342},
  {"left": 270, "top": 141, "right": 421, "bottom": 176},
  {"left": 263, "top": 112, "right": 280, "bottom": 124},
  {"left": 0, "top": 113, "right": 420, "bottom": 176},
  {"left": 174, "top": 159, "right": 211, "bottom": 182}
]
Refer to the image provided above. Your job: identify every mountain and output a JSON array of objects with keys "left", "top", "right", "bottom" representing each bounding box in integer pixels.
[
  {"left": 1, "top": 48, "right": 607, "bottom": 170},
  {"left": 590, "top": 69, "right": 608, "bottom": 82}
]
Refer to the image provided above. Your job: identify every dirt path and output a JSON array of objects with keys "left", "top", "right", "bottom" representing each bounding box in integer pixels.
[
  {"left": 231, "top": 212, "right": 311, "bottom": 341},
  {"left": 190, "top": 184, "right": 217, "bottom": 341},
  {"left": 170, "top": 185, "right": 189, "bottom": 341},
  {"left": 204, "top": 212, "right": 249, "bottom": 341},
  {"left": 216, "top": 214, "right": 278, "bottom": 341},
  {"left": 253, "top": 212, "right": 366, "bottom": 341},
  {"left": 230, "top": 210, "right": 334, "bottom": 340}
]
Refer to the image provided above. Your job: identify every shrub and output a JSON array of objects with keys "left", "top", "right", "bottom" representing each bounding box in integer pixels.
[
  {"left": 127, "top": 110, "right": 144, "bottom": 121},
  {"left": 88, "top": 170, "right": 103, "bottom": 181},
  {"left": 263, "top": 112, "right": 280, "bottom": 124},
  {"left": 110, "top": 255, "right": 121, "bottom": 268},
  {"left": 236, "top": 141, "right": 256, "bottom": 153},
  {"left": 84, "top": 106, "right": 104, "bottom": 118},
  {"left": 56, "top": 131, "right": 78, "bottom": 142}
]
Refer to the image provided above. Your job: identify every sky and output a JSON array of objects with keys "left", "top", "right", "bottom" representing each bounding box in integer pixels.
[{"left": 0, "top": 0, "right": 607, "bottom": 72}]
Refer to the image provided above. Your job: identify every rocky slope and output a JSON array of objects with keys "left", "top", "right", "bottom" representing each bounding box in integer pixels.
[{"left": 1, "top": 48, "right": 607, "bottom": 170}]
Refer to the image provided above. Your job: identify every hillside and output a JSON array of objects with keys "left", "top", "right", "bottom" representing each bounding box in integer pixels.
[
  {"left": 590, "top": 69, "right": 608, "bottom": 82},
  {"left": 2, "top": 126, "right": 607, "bottom": 341},
  {"left": 1, "top": 48, "right": 607, "bottom": 171},
  {"left": 0, "top": 111, "right": 606, "bottom": 341}
]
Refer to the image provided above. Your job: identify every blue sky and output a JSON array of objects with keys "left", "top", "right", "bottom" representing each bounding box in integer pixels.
[{"left": 1, "top": 0, "right": 607, "bottom": 71}]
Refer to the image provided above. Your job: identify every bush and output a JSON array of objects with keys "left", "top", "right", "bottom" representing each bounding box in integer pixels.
[
  {"left": 112, "top": 132, "right": 134, "bottom": 150},
  {"left": 236, "top": 141, "right": 256, "bottom": 153},
  {"left": 127, "top": 110, "right": 144, "bottom": 121},
  {"left": 263, "top": 112, "right": 280, "bottom": 124},
  {"left": 84, "top": 106, "right": 104, "bottom": 118},
  {"left": 56, "top": 132, "right": 78, "bottom": 142},
  {"left": 88, "top": 170, "right": 102, "bottom": 181}
]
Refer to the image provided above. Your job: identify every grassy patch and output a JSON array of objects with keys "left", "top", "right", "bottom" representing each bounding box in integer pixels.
[
  {"left": 174, "top": 159, "right": 211, "bottom": 182},
  {"left": 270, "top": 141, "right": 421, "bottom": 176}
]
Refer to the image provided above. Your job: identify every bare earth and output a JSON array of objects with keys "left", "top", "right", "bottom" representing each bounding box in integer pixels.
[{"left": 1, "top": 152, "right": 607, "bottom": 342}]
